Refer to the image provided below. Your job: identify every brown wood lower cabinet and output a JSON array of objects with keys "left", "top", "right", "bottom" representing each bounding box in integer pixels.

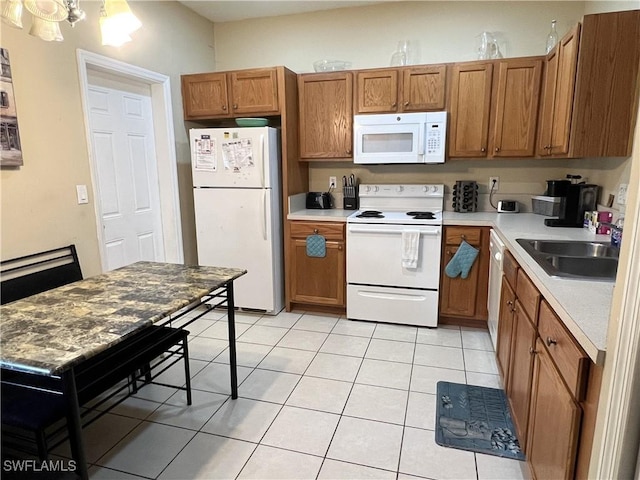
[
  {"left": 506, "top": 299, "right": 537, "bottom": 451},
  {"left": 495, "top": 251, "right": 599, "bottom": 479},
  {"left": 288, "top": 221, "right": 345, "bottom": 312},
  {"left": 496, "top": 277, "right": 516, "bottom": 384},
  {"left": 527, "top": 337, "right": 582, "bottom": 480},
  {"left": 439, "top": 226, "right": 490, "bottom": 327}
]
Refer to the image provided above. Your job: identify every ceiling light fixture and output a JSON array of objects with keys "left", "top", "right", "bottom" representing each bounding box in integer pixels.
[{"left": 1, "top": 0, "right": 141, "bottom": 46}]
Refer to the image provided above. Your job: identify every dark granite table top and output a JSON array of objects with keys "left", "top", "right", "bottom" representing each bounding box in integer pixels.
[{"left": 0, "top": 262, "right": 246, "bottom": 376}]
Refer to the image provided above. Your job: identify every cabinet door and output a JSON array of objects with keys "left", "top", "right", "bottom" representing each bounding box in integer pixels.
[
  {"left": 228, "top": 68, "right": 279, "bottom": 116},
  {"left": 449, "top": 62, "right": 493, "bottom": 157},
  {"left": 299, "top": 72, "right": 353, "bottom": 159},
  {"left": 496, "top": 277, "right": 516, "bottom": 385},
  {"left": 401, "top": 65, "right": 446, "bottom": 111},
  {"left": 290, "top": 238, "right": 345, "bottom": 306},
  {"left": 355, "top": 69, "right": 399, "bottom": 113},
  {"left": 439, "top": 245, "right": 481, "bottom": 317},
  {"left": 506, "top": 300, "right": 536, "bottom": 451},
  {"left": 527, "top": 338, "right": 582, "bottom": 480},
  {"left": 491, "top": 58, "right": 543, "bottom": 157},
  {"left": 538, "top": 24, "right": 581, "bottom": 156},
  {"left": 181, "top": 73, "right": 229, "bottom": 119}
]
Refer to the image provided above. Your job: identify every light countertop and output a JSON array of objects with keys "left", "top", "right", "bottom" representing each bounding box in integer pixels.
[
  {"left": 287, "top": 209, "right": 354, "bottom": 222},
  {"left": 445, "top": 212, "right": 612, "bottom": 365},
  {"left": 289, "top": 207, "right": 613, "bottom": 364}
]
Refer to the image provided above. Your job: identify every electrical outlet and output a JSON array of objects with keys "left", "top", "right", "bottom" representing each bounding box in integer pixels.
[
  {"left": 489, "top": 176, "right": 500, "bottom": 192},
  {"left": 329, "top": 176, "right": 337, "bottom": 189}
]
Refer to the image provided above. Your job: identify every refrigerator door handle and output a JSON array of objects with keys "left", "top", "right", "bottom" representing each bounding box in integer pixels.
[
  {"left": 260, "top": 134, "right": 266, "bottom": 189},
  {"left": 261, "top": 188, "right": 267, "bottom": 240}
]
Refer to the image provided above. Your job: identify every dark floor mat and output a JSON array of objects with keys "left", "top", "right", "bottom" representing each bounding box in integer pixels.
[{"left": 435, "top": 381, "right": 525, "bottom": 461}]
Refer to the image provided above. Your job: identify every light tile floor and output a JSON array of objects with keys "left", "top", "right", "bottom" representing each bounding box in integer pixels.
[{"left": 55, "top": 308, "right": 528, "bottom": 479}]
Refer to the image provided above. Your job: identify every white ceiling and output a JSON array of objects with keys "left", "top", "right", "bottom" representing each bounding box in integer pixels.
[{"left": 178, "top": 1, "right": 388, "bottom": 23}]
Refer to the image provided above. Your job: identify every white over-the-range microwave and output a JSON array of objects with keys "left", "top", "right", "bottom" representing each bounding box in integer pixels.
[{"left": 353, "top": 111, "right": 447, "bottom": 164}]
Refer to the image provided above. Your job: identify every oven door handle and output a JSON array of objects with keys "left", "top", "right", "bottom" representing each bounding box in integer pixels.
[{"left": 347, "top": 225, "right": 441, "bottom": 235}]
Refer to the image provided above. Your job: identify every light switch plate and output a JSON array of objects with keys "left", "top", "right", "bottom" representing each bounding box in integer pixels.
[{"left": 76, "top": 185, "right": 89, "bottom": 204}]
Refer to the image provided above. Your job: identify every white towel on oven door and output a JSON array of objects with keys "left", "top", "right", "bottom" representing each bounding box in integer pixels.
[{"left": 401, "top": 229, "right": 420, "bottom": 269}]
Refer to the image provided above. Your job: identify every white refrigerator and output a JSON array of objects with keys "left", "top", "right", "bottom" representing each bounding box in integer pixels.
[{"left": 190, "top": 127, "right": 283, "bottom": 314}]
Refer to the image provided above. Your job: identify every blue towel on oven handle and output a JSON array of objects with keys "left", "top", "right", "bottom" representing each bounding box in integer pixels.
[{"left": 445, "top": 240, "right": 479, "bottom": 279}]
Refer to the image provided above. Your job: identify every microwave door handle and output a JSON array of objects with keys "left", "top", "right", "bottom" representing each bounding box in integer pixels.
[{"left": 418, "top": 125, "right": 426, "bottom": 157}]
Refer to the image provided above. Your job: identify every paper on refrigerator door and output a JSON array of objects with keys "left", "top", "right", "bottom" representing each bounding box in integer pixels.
[
  {"left": 222, "top": 138, "right": 254, "bottom": 172},
  {"left": 194, "top": 136, "right": 216, "bottom": 171}
]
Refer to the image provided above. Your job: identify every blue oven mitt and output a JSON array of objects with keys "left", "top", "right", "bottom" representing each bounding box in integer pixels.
[
  {"left": 306, "top": 234, "right": 326, "bottom": 258},
  {"left": 445, "top": 240, "right": 479, "bottom": 279}
]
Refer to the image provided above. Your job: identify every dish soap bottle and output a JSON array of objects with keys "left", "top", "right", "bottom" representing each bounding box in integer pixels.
[{"left": 546, "top": 20, "right": 558, "bottom": 53}]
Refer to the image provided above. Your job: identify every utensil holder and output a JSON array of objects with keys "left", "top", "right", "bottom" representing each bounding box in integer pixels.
[
  {"left": 343, "top": 185, "right": 358, "bottom": 210},
  {"left": 452, "top": 181, "right": 478, "bottom": 213}
]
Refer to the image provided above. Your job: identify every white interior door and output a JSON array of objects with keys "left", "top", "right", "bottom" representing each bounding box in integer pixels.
[{"left": 88, "top": 85, "right": 165, "bottom": 271}]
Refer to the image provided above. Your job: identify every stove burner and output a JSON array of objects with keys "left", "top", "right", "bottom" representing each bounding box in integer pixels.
[
  {"left": 357, "top": 210, "right": 384, "bottom": 218},
  {"left": 407, "top": 211, "right": 436, "bottom": 220}
]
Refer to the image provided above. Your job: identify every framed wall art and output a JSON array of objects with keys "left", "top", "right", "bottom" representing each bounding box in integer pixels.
[{"left": 1, "top": 47, "right": 23, "bottom": 167}]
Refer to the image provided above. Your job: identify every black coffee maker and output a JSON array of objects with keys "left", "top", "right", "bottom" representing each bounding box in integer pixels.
[{"left": 544, "top": 181, "right": 599, "bottom": 228}]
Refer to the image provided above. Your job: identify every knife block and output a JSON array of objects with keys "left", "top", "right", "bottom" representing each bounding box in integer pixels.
[{"left": 343, "top": 185, "right": 358, "bottom": 210}]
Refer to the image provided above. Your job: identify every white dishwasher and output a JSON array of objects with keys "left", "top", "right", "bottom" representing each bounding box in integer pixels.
[{"left": 488, "top": 229, "right": 505, "bottom": 350}]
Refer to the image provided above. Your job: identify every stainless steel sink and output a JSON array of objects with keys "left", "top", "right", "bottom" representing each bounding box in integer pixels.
[
  {"left": 516, "top": 239, "right": 619, "bottom": 281},
  {"left": 519, "top": 239, "right": 619, "bottom": 259}
]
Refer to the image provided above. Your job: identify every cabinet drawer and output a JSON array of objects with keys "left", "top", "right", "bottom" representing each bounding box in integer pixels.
[
  {"left": 290, "top": 222, "right": 345, "bottom": 240},
  {"left": 538, "top": 300, "right": 589, "bottom": 400},
  {"left": 502, "top": 250, "right": 519, "bottom": 290},
  {"left": 444, "top": 227, "right": 482, "bottom": 246},
  {"left": 516, "top": 269, "right": 540, "bottom": 323}
]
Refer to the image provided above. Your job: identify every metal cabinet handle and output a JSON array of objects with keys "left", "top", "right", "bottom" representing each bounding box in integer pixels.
[
  {"left": 460, "top": 234, "right": 466, "bottom": 240},
  {"left": 233, "top": 104, "right": 238, "bottom": 109},
  {"left": 392, "top": 102, "right": 397, "bottom": 108},
  {"left": 529, "top": 347, "right": 537, "bottom": 355},
  {"left": 222, "top": 105, "right": 227, "bottom": 110},
  {"left": 546, "top": 337, "right": 557, "bottom": 347},
  {"left": 495, "top": 147, "right": 500, "bottom": 152},
  {"left": 338, "top": 245, "right": 343, "bottom": 251},
  {"left": 481, "top": 147, "right": 486, "bottom": 153},
  {"left": 313, "top": 228, "right": 319, "bottom": 234},
  {"left": 404, "top": 101, "right": 409, "bottom": 106}
]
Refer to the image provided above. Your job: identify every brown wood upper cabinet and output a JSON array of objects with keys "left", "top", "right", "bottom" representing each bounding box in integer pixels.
[
  {"left": 537, "top": 24, "right": 580, "bottom": 157},
  {"left": 181, "top": 67, "right": 279, "bottom": 120},
  {"left": 449, "top": 57, "right": 543, "bottom": 158},
  {"left": 355, "top": 65, "right": 446, "bottom": 114},
  {"left": 538, "top": 10, "right": 640, "bottom": 158},
  {"left": 448, "top": 62, "right": 493, "bottom": 157},
  {"left": 490, "top": 58, "right": 543, "bottom": 157},
  {"left": 298, "top": 72, "right": 353, "bottom": 160}
]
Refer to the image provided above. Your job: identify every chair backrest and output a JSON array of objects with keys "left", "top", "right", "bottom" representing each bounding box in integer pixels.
[{"left": 1, "top": 245, "right": 83, "bottom": 305}]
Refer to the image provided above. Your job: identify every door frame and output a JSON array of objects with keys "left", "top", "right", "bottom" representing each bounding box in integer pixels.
[{"left": 76, "top": 49, "right": 183, "bottom": 270}]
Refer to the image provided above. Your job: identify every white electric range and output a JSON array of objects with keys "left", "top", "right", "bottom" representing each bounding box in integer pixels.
[{"left": 346, "top": 184, "right": 444, "bottom": 327}]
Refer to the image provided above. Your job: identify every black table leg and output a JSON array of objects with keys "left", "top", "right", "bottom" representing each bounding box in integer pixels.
[
  {"left": 226, "top": 281, "right": 238, "bottom": 399},
  {"left": 61, "top": 369, "right": 88, "bottom": 480}
]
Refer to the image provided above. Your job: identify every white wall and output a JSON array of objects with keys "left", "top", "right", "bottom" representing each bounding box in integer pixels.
[
  {"left": 0, "top": 2, "right": 215, "bottom": 273},
  {"left": 213, "top": 1, "right": 585, "bottom": 72}
]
